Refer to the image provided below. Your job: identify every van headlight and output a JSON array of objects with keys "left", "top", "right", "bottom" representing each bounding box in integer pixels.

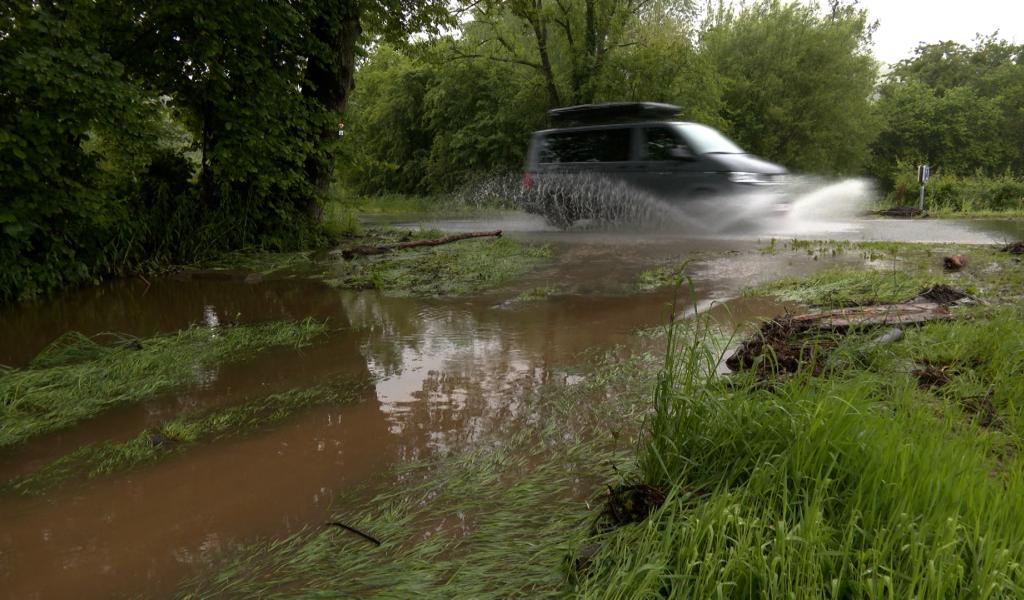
[{"left": 728, "top": 172, "right": 773, "bottom": 185}]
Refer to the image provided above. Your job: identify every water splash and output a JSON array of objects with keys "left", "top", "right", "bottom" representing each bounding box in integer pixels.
[{"left": 453, "top": 172, "right": 877, "bottom": 235}]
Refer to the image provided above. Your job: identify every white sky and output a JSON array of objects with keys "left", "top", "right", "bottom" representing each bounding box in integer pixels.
[{"left": 857, "top": 0, "right": 1024, "bottom": 65}]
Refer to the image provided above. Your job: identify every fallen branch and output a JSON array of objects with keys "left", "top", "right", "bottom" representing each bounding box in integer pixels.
[
  {"left": 339, "top": 230, "right": 503, "bottom": 259},
  {"left": 325, "top": 521, "right": 382, "bottom": 546}
]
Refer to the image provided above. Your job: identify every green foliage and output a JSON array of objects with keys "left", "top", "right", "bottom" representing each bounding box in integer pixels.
[
  {"left": 887, "top": 167, "right": 1024, "bottom": 215},
  {"left": 0, "top": 320, "right": 326, "bottom": 447},
  {"left": 702, "top": 0, "right": 880, "bottom": 174},
  {"left": 580, "top": 302, "right": 1024, "bottom": 597},
  {"left": 341, "top": 0, "right": 882, "bottom": 195},
  {"left": 1, "top": 0, "right": 456, "bottom": 304},
  {"left": 340, "top": 44, "right": 547, "bottom": 194},
  {"left": 872, "top": 37, "right": 1024, "bottom": 185}
]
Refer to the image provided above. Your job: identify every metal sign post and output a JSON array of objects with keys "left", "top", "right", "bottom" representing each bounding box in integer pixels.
[{"left": 917, "top": 164, "right": 930, "bottom": 211}]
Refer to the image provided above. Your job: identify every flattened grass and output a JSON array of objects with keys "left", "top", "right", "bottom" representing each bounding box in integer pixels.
[
  {"left": 0, "top": 319, "right": 326, "bottom": 448},
  {"left": 179, "top": 345, "right": 659, "bottom": 598},
  {"left": 204, "top": 228, "right": 553, "bottom": 297},
  {"left": 325, "top": 236, "right": 553, "bottom": 296},
  {"left": 748, "top": 242, "right": 1023, "bottom": 306},
  {"left": 7, "top": 382, "right": 369, "bottom": 495}
]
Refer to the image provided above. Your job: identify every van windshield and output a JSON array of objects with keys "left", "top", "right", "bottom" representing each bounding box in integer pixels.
[{"left": 673, "top": 123, "right": 744, "bottom": 154}]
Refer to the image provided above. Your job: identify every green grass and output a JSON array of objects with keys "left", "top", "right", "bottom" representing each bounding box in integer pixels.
[
  {"left": 575, "top": 298, "right": 1024, "bottom": 597},
  {"left": 324, "top": 236, "right": 553, "bottom": 296},
  {"left": 6, "top": 382, "right": 369, "bottom": 495},
  {"left": 748, "top": 242, "right": 1024, "bottom": 306},
  {"left": 202, "top": 228, "right": 553, "bottom": 296},
  {"left": 882, "top": 169, "right": 1024, "bottom": 217},
  {"left": 0, "top": 320, "right": 326, "bottom": 448},
  {"left": 174, "top": 243, "right": 1024, "bottom": 598},
  {"left": 324, "top": 193, "right": 510, "bottom": 218}
]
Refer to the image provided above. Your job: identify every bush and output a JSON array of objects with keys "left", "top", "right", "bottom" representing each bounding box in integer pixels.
[{"left": 885, "top": 165, "right": 1024, "bottom": 214}]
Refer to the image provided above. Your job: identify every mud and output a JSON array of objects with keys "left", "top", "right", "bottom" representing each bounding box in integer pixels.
[{"left": 0, "top": 220, "right": 1018, "bottom": 598}]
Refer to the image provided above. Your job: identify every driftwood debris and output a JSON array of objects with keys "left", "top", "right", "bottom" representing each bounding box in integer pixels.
[
  {"left": 877, "top": 206, "right": 927, "bottom": 218},
  {"left": 1001, "top": 241, "right": 1024, "bottom": 254},
  {"left": 727, "top": 298, "right": 957, "bottom": 376},
  {"left": 339, "top": 230, "right": 503, "bottom": 259}
]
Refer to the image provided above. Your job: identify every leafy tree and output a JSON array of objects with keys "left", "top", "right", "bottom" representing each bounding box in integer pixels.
[
  {"left": 1, "top": 0, "right": 458, "bottom": 302},
  {"left": 872, "top": 36, "right": 1024, "bottom": 182},
  {"left": 702, "top": 0, "right": 880, "bottom": 174},
  {"left": 450, "top": 0, "right": 695, "bottom": 108},
  {"left": 0, "top": 0, "right": 161, "bottom": 300}
]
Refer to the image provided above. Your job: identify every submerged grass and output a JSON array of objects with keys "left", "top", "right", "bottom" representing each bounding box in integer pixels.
[
  {"left": 177, "top": 243, "right": 1024, "bottom": 598},
  {"left": 7, "top": 382, "right": 369, "bottom": 495},
  {"left": 324, "top": 236, "right": 553, "bottom": 296},
  {"left": 202, "top": 228, "right": 553, "bottom": 297},
  {"left": 748, "top": 241, "right": 1024, "bottom": 306},
  {"left": 0, "top": 320, "right": 326, "bottom": 448},
  {"left": 179, "top": 342, "right": 660, "bottom": 598}
]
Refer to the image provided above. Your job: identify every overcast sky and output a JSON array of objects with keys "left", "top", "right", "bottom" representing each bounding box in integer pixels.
[{"left": 857, "top": 0, "right": 1024, "bottom": 65}]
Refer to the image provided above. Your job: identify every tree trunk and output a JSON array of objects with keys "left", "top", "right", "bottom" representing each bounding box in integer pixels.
[
  {"left": 303, "top": 1, "right": 362, "bottom": 219},
  {"left": 527, "top": 3, "right": 562, "bottom": 109}
]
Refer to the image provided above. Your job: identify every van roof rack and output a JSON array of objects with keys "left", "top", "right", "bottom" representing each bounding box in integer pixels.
[{"left": 547, "top": 102, "right": 681, "bottom": 125}]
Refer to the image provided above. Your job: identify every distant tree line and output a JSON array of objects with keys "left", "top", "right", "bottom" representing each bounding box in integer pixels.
[{"left": 340, "top": 0, "right": 1024, "bottom": 197}]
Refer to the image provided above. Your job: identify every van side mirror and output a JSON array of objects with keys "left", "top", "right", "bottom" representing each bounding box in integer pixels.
[{"left": 669, "top": 146, "right": 695, "bottom": 160}]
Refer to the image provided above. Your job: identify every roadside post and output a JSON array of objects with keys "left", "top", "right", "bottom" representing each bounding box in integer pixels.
[{"left": 917, "top": 164, "right": 930, "bottom": 211}]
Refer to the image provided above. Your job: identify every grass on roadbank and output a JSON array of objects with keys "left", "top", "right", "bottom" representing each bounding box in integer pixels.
[
  {"left": 0, "top": 320, "right": 326, "bottom": 448},
  {"left": 749, "top": 240, "right": 1023, "bottom": 306},
  {"left": 579, "top": 301, "right": 1024, "bottom": 597}
]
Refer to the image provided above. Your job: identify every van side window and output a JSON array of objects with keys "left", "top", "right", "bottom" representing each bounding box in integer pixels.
[
  {"left": 644, "top": 127, "right": 685, "bottom": 160},
  {"left": 540, "top": 128, "right": 631, "bottom": 163}
]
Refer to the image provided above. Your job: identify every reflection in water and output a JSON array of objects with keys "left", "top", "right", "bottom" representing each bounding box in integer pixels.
[{"left": 0, "top": 239, "right": 862, "bottom": 598}]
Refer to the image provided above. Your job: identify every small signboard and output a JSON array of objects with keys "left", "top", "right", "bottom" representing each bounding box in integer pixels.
[{"left": 918, "top": 164, "right": 930, "bottom": 185}]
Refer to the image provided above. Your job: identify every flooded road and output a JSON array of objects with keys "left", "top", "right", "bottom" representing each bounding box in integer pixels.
[{"left": 1, "top": 215, "right": 1020, "bottom": 598}]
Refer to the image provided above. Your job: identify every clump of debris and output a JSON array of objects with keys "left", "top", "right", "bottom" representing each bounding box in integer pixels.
[
  {"left": 1001, "top": 241, "right": 1024, "bottom": 254},
  {"left": 877, "top": 206, "right": 927, "bottom": 218},
  {"left": 727, "top": 286, "right": 974, "bottom": 377}
]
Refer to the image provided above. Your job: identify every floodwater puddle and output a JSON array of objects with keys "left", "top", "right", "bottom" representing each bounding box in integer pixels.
[{"left": 0, "top": 234, "right": 953, "bottom": 598}]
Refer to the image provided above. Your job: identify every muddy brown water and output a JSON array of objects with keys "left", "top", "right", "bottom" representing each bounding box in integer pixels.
[{"left": 1, "top": 223, "right": 1010, "bottom": 599}]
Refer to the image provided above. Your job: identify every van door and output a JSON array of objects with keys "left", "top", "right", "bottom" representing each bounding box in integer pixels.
[{"left": 632, "top": 126, "right": 716, "bottom": 200}]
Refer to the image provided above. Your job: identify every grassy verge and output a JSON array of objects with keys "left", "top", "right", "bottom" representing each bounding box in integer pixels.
[
  {"left": 577, "top": 299, "right": 1024, "bottom": 596},
  {"left": 0, "top": 320, "right": 326, "bottom": 448},
  {"left": 6, "top": 382, "right": 369, "bottom": 495},
  {"left": 749, "top": 240, "right": 1023, "bottom": 306},
  {"left": 883, "top": 170, "right": 1024, "bottom": 217},
  {"left": 323, "top": 236, "right": 552, "bottom": 296}
]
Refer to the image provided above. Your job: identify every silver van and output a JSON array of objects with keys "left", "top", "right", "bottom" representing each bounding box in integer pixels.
[{"left": 522, "top": 102, "right": 788, "bottom": 227}]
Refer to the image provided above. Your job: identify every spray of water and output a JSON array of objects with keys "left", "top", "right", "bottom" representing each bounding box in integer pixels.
[{"left": 454, "top": 172, "right": 877, "bottom": 235}]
